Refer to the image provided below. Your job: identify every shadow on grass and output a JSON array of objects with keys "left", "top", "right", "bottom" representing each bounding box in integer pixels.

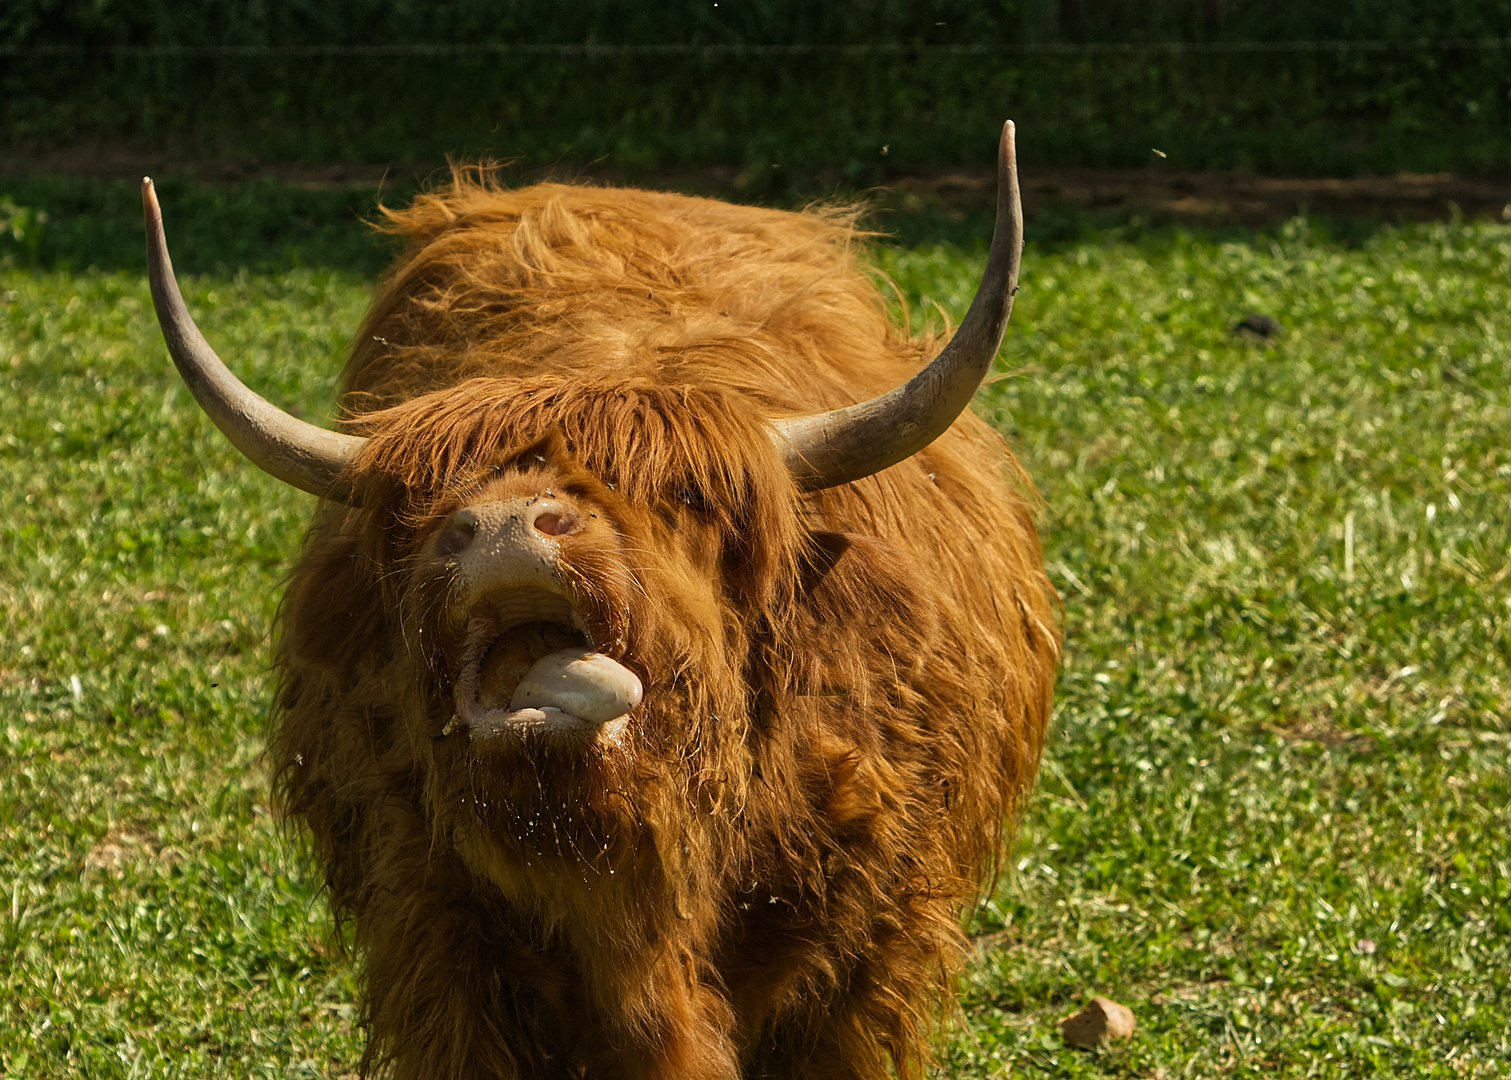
[
  {"left": 1, "top": 172, "right": 1411, "bottom": 279},
  {"left": 1, "top": 175, "right": 408, "bottom": 277}
]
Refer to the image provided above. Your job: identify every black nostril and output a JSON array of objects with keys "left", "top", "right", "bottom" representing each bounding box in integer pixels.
[{"left": 436, "top": 508, "right": 478, "bottom": 556}]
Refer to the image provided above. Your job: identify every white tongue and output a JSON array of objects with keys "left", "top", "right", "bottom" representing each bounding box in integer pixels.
[{"left": 509, "top": 648, "right": 643, "bottom": 724}]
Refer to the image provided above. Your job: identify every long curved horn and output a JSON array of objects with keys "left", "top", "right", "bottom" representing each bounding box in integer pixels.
[
  {"left": 142, "top": 177, "right": 366, "bottom": 500},
  {"left": 771, "top": 121, "right": 1024, "bottom": 492}
]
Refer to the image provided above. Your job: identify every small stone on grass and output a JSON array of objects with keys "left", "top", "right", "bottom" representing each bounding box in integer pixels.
[{"left": 1058, "top": 995, "right": 1136, "bottom": 1048}]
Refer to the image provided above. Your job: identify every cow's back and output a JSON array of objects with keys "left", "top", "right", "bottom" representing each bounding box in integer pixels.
[{"left": 342, "top": 177, "right": 928, "bottom": 414}]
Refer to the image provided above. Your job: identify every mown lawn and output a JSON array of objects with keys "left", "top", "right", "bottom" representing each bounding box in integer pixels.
[{"left": 1, "top": 200, "right": 1507, "bottom": 1077}]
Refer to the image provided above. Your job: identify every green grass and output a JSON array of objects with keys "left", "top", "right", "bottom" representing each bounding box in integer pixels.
[{"left": 2, "top": 197, "right": 1509, "bottom": 1077}]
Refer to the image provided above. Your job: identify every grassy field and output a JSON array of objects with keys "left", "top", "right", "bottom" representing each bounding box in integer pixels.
[{"left": 1, "top": 194, "right": 1507, "bottom": 1077}]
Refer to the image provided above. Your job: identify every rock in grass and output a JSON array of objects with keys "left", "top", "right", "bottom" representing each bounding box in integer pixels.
[
  {"left": 1234, "top": 312, "right": 1282, "bottom": 339},
  {"left": 1057, "top": 995, "right": 1136, "bottom": 1047}
]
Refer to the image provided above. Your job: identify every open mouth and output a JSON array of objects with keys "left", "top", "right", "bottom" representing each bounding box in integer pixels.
[{"left": 452, "top": 587, "right": 642, "bottom": 742}]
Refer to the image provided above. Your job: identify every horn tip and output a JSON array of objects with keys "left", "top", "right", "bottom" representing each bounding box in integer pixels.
[
  {"left": 997, "top": 121, "right": 1019, "bottom": 183},
  {"left": 141, "top": 176, "right": 161, "bottom": 217}
]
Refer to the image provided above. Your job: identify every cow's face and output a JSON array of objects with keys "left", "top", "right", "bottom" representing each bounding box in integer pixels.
[
  {"left": 342, "top": 378, "right": 798, "bottom": 899},
  {"left": 409, "top": 444, "right": 640, "bottom": 751}
]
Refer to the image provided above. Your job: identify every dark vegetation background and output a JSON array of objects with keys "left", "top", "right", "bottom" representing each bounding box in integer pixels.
[{"left": 4, "top": 0, "right": 1511, "bottom": 179}]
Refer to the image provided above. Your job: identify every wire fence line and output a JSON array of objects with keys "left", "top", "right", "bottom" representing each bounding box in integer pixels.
[{"left": 4, "top": 37, "right": 1511, "bottom": 59}]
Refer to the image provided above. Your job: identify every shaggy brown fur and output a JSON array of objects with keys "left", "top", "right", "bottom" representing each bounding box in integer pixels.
[{"left": 271, "top": 171, "right": 1060, "bottom": 1080}]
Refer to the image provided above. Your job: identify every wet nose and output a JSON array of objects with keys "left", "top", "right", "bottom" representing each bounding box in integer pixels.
[{"left": 437, "top": 497, "right": 580, "bottom": 556}]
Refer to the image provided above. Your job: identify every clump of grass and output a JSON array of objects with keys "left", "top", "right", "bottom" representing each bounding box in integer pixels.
[{"left": 1, "top": 205, "right": 1508, "bottom": 1077}]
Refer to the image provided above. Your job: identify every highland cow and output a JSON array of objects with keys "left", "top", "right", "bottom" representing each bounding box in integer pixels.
[{"left": 141, "top": 122, "right": 1059, "bottom": 1080}]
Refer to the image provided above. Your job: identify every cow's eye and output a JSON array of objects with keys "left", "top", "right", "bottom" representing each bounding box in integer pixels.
[{"left": 677, "top": 485, "right": 710, "bottom": 513}]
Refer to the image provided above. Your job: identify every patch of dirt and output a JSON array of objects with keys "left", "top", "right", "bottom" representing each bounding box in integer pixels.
[
  {"left": 4, "top": 144, "right": 1509, "bottom": 226},
  {"left": 1263, "top": 716, "right": 1374, "bottom": 749},
  {"left": 883, "top": 166, "right": 1511, "bottom": 228},
  {"left": 82, "top": 825, "right": 179, "bottom": 874},
  {"left": 0, "top": 145, "right": 416, "bottom": 188}
]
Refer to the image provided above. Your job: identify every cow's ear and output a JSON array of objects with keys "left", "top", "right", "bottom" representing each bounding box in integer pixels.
[
  {"left": 799, "top": 530, "right": 853, "bottom": 587},
  {"left": 781, "top": 531, "right": 940, "bottom": 697}
]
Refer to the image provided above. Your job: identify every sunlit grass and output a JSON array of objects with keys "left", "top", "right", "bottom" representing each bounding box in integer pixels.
[
  {"left": 879, "top": 217, "right": 1511, "bottom": 1076},
  {"left": 2, "top": 212, "right": 1508, "bottom": 1077},
  {"left": 0, "top": 268, "right": 365, "bottom": 1077}
]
